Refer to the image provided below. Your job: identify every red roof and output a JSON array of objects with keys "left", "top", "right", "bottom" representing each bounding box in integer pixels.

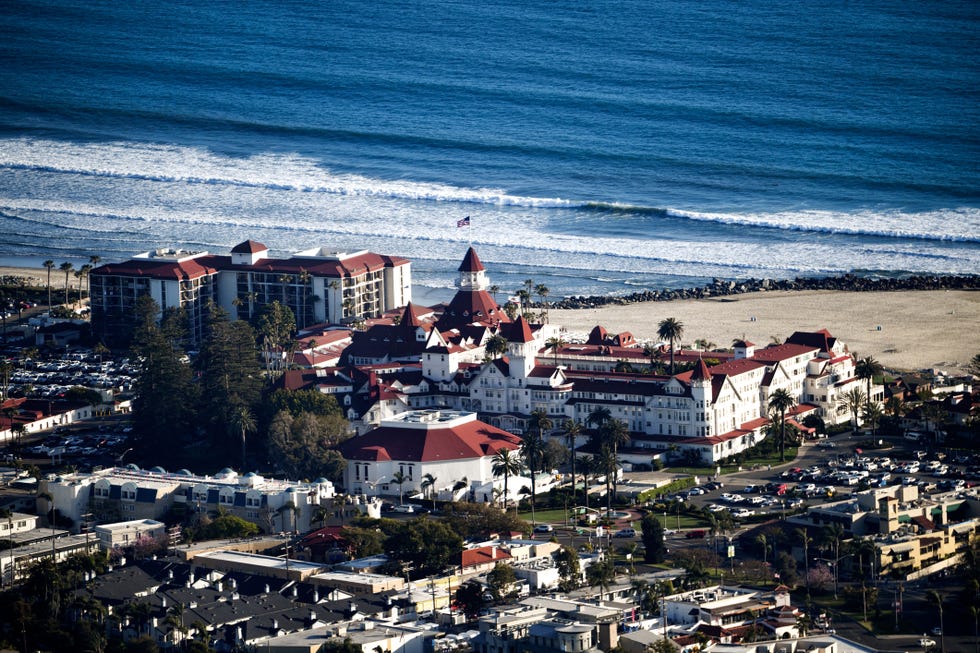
[
  {"left": 461, "top": 545, "right": 511, "bottom": 568},
  {"left": 458, "top": 247, "right": 486, "bottom": 272},
  {"left": 504, "top": 316, "right": 534, "bottom": 343},
  {"left": 93, "top": 255, "right": 222, "bottom": 281},
  {"left": 437, "top": 290, "right": 510, "bottom": 330},
  {"left": 230, "top": 239, "right": 268, "bottom": 254},
  {"left": 750, "top": 343, "right": 818, "bottom": 363},
  {"left": 338, "top": 418, "right": 521, "bottom": 463}
]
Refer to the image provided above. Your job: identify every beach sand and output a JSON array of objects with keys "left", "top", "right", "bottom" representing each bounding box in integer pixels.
[
  {"left": 550, "top": 289, "right": 979, "bottom": 374},
  {"left": 4, "top": 265, "right": 976, "bottom": 373}
]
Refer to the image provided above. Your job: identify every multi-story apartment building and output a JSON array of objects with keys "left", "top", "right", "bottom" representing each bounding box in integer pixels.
[
  {"left": 38, "top": 466, "right": 336, "bottom": 535},
  {"left": 90, "top": 240, "right": 411, "bottom": 346}
]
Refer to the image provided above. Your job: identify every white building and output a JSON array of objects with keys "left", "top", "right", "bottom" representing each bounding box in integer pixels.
[{"left": 95, "top": 518, "right": 166, "bottom": 550}]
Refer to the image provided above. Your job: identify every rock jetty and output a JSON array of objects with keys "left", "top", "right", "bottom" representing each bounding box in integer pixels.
[{"left": 547, "top": 274, "right": 980, "bottom": 310}]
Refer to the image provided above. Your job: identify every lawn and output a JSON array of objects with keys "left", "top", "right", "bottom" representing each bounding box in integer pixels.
[{"left": 668, "top": 446, "right": 800, "bottom": 476}]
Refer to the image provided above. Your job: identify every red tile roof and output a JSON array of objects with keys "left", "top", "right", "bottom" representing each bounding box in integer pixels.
[
  {"left": 93, "top": 255, "right": 222, "bottom": 281},
  {"left": 338, "top": 419, "right": 521, "bottom": 463},
  {"left": 461, "top": 545, "right": 511, "bottom": 568},
  {"left": 750, "top": 343, "right": 818, "bottom": 363},
  {"left": 458, "top": 247, "right": 486, "bottom": 272},
  {"left": 437, "top": 290, "right": 510, "bottom": 329},
  {"left": 230, "top": 239, "right": 268, "bottom": 254}
]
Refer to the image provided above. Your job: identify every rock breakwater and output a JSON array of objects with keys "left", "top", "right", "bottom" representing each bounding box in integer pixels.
[{"left": 548, "top": 274, "right": 980, "bottom": 310}]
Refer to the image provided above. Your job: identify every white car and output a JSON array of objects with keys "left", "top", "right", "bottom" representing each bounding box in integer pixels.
[
  {"left": 732, "top": 508, "right": 754, "bottom": 518},
  {"left": 919, "top": 638, "right": 936, "bottom": 648}
]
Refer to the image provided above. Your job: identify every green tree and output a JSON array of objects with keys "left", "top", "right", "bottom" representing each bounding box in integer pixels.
[
  {"left": 856, "top": 355, "right": 883, "bottom": 402},
  {"left": 768, "top": 388, "right": 796, "bottom": 462},
  {"left": 130, "top": 296, "right": 198, "bottom": 464},
  {"left": 195, "top": 513, "right": 260, "bottom": 540},
  {"left": 267, "top": 409, "right": 349, "bottom": 480},
  {"left": 59, "top": 261, "right": 74, "bottom": 306},
  {"left": 42, "top": 259, "right": 54, "bottom": 309},
  {"left": 384, "top": 518, "right": 463, "bottom": 577},
  {"left": 454, "top": 580, "right": 487, "bottom": 619},
  {"left": 254, "top": 300, "right": 296, "bottom": 375},
  {"left": 545, "top": 336, "right": 567, "bottom": 365},
  {"left": 266, "top": 388, "right": 344, "bottom": 418},
  {"left": 421, "top": 473, "right": 439, "bottom": 512},
  {"left": 491, "top": 448, "right": 522, "bottom": 511},
  {"left": 641, "top": 513, "right": 667, "bottom": 563},
  {"left": 562, "top": 419, "right": 583, "bottom": 505},
  {"left": 586, "top": 557, "right": 617, "bottom": 601},
  {"left": 487, "top": 562, "right": 517, "bottom": 599},
  {"left": 196, "top": 304, "right": 262, "bottom": 451},
  {"left": 392, "top": 471, "right": 408, "bottom": 506},
  {"left": 554, "top": 546, "right": 582, "bottom": 592},
  {"left": 522, "top": 409, "right": 551, "bottom": 523},
  {"left": 838, "top": 387, "right": 866, "bottom": 434},
  {"left": 231, "top": 405, "right": 256, "bottom": 471},
  {"left": 599, "top": 419, "right": 630, "bottom": 499},
  {"left": 440, "top": 502, "right": 527, "bottom": 540},
  {"left": 657, "top": 317, "right": 684, "bottom": 374},
  {"left": 484, "top": 333, "right": 508, "bottom": 361}
]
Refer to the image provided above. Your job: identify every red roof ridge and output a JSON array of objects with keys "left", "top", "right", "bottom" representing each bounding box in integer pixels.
[{"left": 230, "top": 239, "right": 268, "bottom": 254}]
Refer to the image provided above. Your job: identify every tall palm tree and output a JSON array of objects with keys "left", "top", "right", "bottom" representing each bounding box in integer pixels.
[
  {"left": 421, "top": 473, "right": 438, "bottom": 512},
  {"left": 562, "top": 419, "right": 583, "bottom": 505},
  {"left": 484, "top": 333, "right": 508, "bottom": 361},
  {"left": 586, "top": 406, "right": 611, "bottom": 429},
  {"left": 926, "top": 590, "right": 945, "bottom": 653},
  {"left": 535, "top": 284, "right": 550, "bottom": 322},
  {"left": 59, "top": 261, "right": 74, "bottom": 306},
  {"left": 491, "top": 449, "right": 522, "bottom": 512},
  {"left": 862, "top": 402, "right": 883, "bottom": 438},
  {"left": 797, "top": 527, "right": 813, "bottom": 601},
  {"left": 392, "top": 471, "right": 407, "bottom": 506},
  {"left": 231, "top": 405, "right": 256, "bottom": 471},
  {"left": 600, "top": 419, "right": 630, "bottom": 499},
  {"left": 42, "top": 260, "right": 55, "bottom": 309},
  {"left": 768, "top": 388, "right": 796, "bottom": 462},
  {"left": 755, "top": 533, "right": 769, "bottom": 565},
  {"left": 545, "top": 336, "right": 567, "bottom": 365},
  {"left": 297, "top": 268, "right": 311, "bottom": 328},
  {"left": 80, "top": 263, "right": 93, "bottom": 301},
  {"left": 597, "top": 445, "right": 618, "bottom": 513},
  {"left": 522, "top": 409, "right": 551, "bottom": 524},
  {"left": 452, "top": 477, "right": 469, "bottom": 501},
  {"left": 838, "top": 387, "right": 866, "bottom": 434},
  {"left": 855, "top": 355, "right": 883, "bottom": 403},
  {"left": 657, "top": 317, "right": 684, "bottom": 374}
]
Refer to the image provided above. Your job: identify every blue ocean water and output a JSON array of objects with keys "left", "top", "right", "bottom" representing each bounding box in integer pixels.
[{"left": 0, "top": 0, "right": 978, "bottom": 300}]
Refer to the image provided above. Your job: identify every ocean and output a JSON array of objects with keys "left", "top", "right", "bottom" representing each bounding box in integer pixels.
[{"left": 1, "top": 0, "right": 978, "bottom": 302}]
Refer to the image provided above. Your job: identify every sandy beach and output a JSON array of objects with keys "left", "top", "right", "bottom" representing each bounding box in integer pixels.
[
  {"left": 551, "top": 289, "right": 979, "bottom": 374},
  {"left": 4, "top": 265, "right": 976, "bottom": 373}
]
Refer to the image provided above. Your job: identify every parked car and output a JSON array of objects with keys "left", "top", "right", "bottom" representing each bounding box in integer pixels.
[
  {"left": 534, "top": 524, "right": 554, "bottom": 533},
  {"left": 919, "top": 638, "right": 936, "bottom": 648},
  {"left": 685, "top": 529, "right": 707, "bottom": 539},
  {"left": 613, "top": 528, "right": 636, "bottom": 538}
]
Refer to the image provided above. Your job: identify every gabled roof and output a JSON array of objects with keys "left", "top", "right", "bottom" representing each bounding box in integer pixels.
[
  {"left": 436, "top": 290, "right": 510, "bottom": 330},
  {"left": 785, "top": 329, "right": 837, "bottom": 354},
  {"left": 690, "top": 359, "right": 712, "bottom": 382},
  {"left": 750, "top": 343, "right": 819, "bottom": 363},
  {"left": 461, "top": 545, "right": 511, "bottom": 568},
  {"left": 458, "top": 246, "right": 486, "bottom": 272}
]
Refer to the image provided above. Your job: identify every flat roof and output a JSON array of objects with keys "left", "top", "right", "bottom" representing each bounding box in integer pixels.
[{"left": 194, "top": 550, "right": 324, "bottom": 572}]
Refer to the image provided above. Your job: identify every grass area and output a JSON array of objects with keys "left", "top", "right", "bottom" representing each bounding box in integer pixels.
[
  {"left": 519, "top": 508, "right": 575, "bottom": 524},
  {"left": 668, "top": 446, "right": 800, "bottom": 476}
]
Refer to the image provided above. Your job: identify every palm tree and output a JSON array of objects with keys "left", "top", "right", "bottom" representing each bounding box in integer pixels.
[
  {"left": 42, "top": 260, "right": 55, "bottom": 309},
  {"left": 522, "top": 409, "right": 551, "bottom": 524},
  {"left": 452, "top": 477, "right": 469, "bottom": 501},
  {"left": 855, "top": 355, "right": 883, "bottom": 403},
  {"left": 231, "top": 405, "right": 256, "bottom": 471},
  {"left": 657, "top": 317, "right": 684, "bottom": 374},
  {"left": 600, "top": 419, "right": 630, "bottom": 499},
  {"left": 586, "top": 406, "right": 611, "bottom": 429},
  {"left": 643, "top": 343, "right": 663, "bottom": 374},
  {"left": 822, "top": 523, "right": 846, "bottom": 598},
  {"left": 768, "top": 388, "right": 796, "bottom": 462},
  {"left": 755, "top": 533, "right": 769, "bottom": 565},
  {"left": 491, "top": 449, "right": 522, "bottom": 512},
  {"left": 79, "top": 263, "right": 93, "bottom": 301},
  {"left": 488, "top": 284, "right": 500, "bottom": 302},
  {"left": 297, "top": 268, "right": 311, "bottom": 328},
  {"left": 421, "top": 473, "right": 438, "bottom": 512},
  {"left": 926, "top": 590, "right": 945, "bottom": 653},
  {"left": 545, "top": 336, "right": 567, "bottom": 365},
  {"left": 838, "top": 387, "right": 866, "bottom": 434},
  {"left": 59, "top": 262, "right": 74, "bottom": 306},
  {"left": 797, "top": 528, "right": 812, "bottom": 601},
  {"left": 484, "top": 334, "right": 508, "bottom": 361},
  {"left": 862, "top": 401, "right": 883, "bottom": 438},
  {"left": 535, "top": 284, "right": 550, "bottom": 321},
  {"left": 562, "top": 419, "right": 583, "bottom": 505},
  {"left": 596, "top": 444, "right": 618, "bottom": 513},
  {"left": 392, "top": 471, "right": 408, "bottom": 506}
]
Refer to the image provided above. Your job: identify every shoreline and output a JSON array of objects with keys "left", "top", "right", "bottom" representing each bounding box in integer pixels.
[{"left": 4, "top": 265, "right": 977, "bottom": 374}]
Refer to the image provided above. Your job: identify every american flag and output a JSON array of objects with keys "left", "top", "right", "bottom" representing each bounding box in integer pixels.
[{"left": 457, "top": 216, "right": 470, "bottom": 228}]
